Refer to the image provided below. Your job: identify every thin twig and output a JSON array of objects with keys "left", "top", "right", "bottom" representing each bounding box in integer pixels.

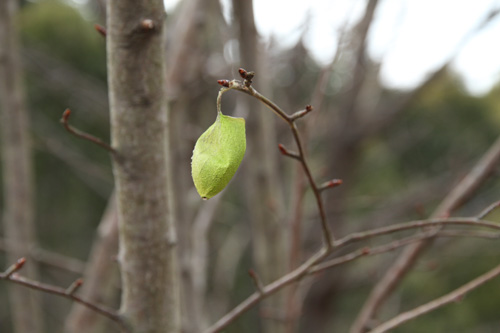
[
  {"left": 204, "top": 215, "right": 500, "bottom": 332},
  {"left": 217, "top": 77, "right": 334, "bottom": 247},
  {"left": 352, "top": 134, "right": 500, "bottom": 333},
  {"left": 0, "top": 258, "right": 128, "bottom": 332},
  {"left": 60, "top": 109, "right": 116, "bottom": 155},
  {"left": 333, "top": 217, "right": 500, "bottom": 249},
  {"left": 369, "top": 263, "right": 500, "bottom": 333},
  {"left": 477, "top": 200, "right": 500, "bottom": 220}
]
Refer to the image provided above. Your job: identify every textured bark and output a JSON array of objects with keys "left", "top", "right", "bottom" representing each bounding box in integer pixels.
[
  {"left": 106, "top": 1, "right": 181, "bottom": 332},
  {"left": 232, "top": 1, "right": 287, "bottom": 332},
  {"left": 0, "top": 0, "right": 44, "bottom": 331},
  {"left": 64, "top": 192, "right": 120, "bottom": 333}
]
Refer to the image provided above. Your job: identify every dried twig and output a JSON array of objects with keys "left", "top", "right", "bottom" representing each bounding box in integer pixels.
[
  {"left": 204, "top": 213, "right": 500, "bottom": 332},
  {"left": 369, "top": 263, "right": 500, "bottom": 333},
  {"left": 0, "top": 258, "right": 128, "bottom": 331},
  {"left": 352, "top": 134, "right": 500, "bottom": 333},
  {"left": 217, "top": 74, "right": 334, "bottom": 247},
  {"left": 60, "top": 108, "right": 116, "bottom": 155}
]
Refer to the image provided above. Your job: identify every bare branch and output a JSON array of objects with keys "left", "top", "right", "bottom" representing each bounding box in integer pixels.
[
  {"left": 369, "top": 263, "right": 500, "bottom": 333},
  {"left": 352, "top": 134, "right": 500, "bottom": 332},
  {"left": 218, "top": 76, "right": 334, "bottom": 247},
  {"left": 0, "top": 258, "right": 127, "bottom": 331},
  {"left": 60, "top": 109, "right": 116, "bottom": 155}
]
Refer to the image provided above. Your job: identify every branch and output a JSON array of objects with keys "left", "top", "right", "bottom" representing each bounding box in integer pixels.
[
  {"left": 352, "top": 133, "right": 500, "bottom": 332},
  {"left": 369, "top": 263, "right": 500, "bottom": 333},
  {"left": 60, "top": 108, "right": 116, "bottom": 155},
  {"left": 204, "top": 214, "right": 499, "bottom": 332},
  {"left": 217, "top": 74, "right": 335, "bottom": 247},
  {"left": 0, "top": 258, "right": 128, "bottom": 332}
]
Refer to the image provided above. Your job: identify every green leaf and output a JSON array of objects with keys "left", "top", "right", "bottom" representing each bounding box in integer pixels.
[{"left": 191, "top": 113, "right": 246, "bottom": 199}]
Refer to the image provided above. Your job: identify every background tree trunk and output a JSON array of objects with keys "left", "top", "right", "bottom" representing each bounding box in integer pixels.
[
  {"left": 106, "top": 1, "right": 181, "bottom": 332},
  {"left": 232, "top": 1, "right": 288, "bottom": 332},
  {"left": 0, "top": 0, "right": 44, "bottom": 331}
]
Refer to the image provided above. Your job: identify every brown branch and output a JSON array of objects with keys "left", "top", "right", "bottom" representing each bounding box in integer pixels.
[
  {"left": 204, "top": 247, "right": 329, "bottom": 333},
  {"left": 205, "top": 214, "right": 499, "bottom": 332},
  {"left": 0, "top": 258, "right": 128, "bottom": 332},
  {"left": 312, "top": 229, "right": 500, "bottom": 274},
  {"left": 218, "top": 76, "right": 334, "bottom": 247},
  {"left": 60, "top": 108, "right": 116, "bottom": 155},
  {"left": 369, "top": 263, "right": 500, "bottom": 333},
  {"left": 352, "top": 134, "right": 500, "bottom": 333}
]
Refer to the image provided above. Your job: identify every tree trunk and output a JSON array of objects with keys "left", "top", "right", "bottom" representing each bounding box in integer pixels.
[
  {"left": 106, "top": 1, "right": 181, "bottom": 332},
  {"left": 0, "top": 0, "right": 44, "bottom": 332}
]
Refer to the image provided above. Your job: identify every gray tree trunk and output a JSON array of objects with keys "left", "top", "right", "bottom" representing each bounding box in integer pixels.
[
  {"left": 232, "top": 1, "right": 288, "bottom": 332},
  {"left": 0, "top": 0, "right": 44, "bottom": 332},
  {"left": 106, "top": 1, "right": 181, "bottom": 332}
]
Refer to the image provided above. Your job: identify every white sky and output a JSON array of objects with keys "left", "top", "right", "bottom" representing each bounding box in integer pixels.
[{"left": 165, "top": 0, "right": 500, "bottom": 95}]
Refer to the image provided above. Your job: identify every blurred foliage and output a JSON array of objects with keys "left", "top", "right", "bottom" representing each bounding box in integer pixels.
[{"left": 1, "top": 0, "right": 500, "bottom": 332}]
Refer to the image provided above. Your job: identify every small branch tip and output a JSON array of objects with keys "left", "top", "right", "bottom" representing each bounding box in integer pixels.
[
  {"left": 277, "top": 144, "right": 300, "bottom": 160},
  {"left": 3, "top": 258, "right": 26, "bottom": 278},
  {"left": 65, "top": 278, "right": 84, "bottom": 295},
  {"left": 94, "top": 24, "right": 107, "bottom": 37},
  {"left": 60, "top": 108, "right": 116, "bottom": 155},
  {"left": 248, "top": 269, "right": 265, "bottom": 294},
  {"left": 319, "top": 179, "right": 343, "bottom": 192}
]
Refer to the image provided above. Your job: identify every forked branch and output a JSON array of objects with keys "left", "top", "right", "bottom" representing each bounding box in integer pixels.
[{"left": 0, "top": 258, "right": 128, "bottom": 332}]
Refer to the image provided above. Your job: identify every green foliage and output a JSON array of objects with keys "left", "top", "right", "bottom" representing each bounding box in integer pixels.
[{"left": 20, "top": 0, "right": 106, "bottom": 79}]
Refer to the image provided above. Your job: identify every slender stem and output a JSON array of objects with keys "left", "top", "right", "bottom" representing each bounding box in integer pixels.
[
  {"left": 204, "top": 215, "right": 500, "bottom": 332},
  {"left": 60, "top": 109, "right": 116, "bottom": 155},
  {"left": 0, "top": 260, "right": 128, "bottom": 331},
  {"left": 219, "top": 79, "right": 334, "bottom": 246},
  {"left": 369, "top": 263, "right": 500, "bottom": 333}
]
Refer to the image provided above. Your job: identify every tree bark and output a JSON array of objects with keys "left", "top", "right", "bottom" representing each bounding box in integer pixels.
[
  {"left": 0, "top": 0, "right": 44, "bottom": 331},
  {"left": 106, "top": 1, "right": 181, "bottom": 332}
]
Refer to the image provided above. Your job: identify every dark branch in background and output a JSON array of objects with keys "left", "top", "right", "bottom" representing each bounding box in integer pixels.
[
  {"left": 0, "top": 258, "right": 128, "bottom": 332},
  {"left": 369, "top": 263, "right": 500, "bottom": 333},
  {"left": 204, "top": 214, "right": 500, "bottom": 333},
  {"left": 60, "top": 108, "right": 116, "bottom": 155},
  {"left": 352, "top": 133, "right": 500, "bottom": 333},
  {"left": 0, "top": 238, "right": 85, "bottom": 274}
]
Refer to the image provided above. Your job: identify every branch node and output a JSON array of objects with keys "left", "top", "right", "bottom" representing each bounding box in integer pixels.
[
  {"left": 94, "top": 24, "right": 107, "bottom": 37},
  {"left": 277, "top": 144, "right": 300, "bottom": 161},
  {"left": 65, "top": 278, "right": 84, "bottom": 295},
  {"left": 319, "top": 179, "right": 343, "bottom": 192},
  {"left": 248, "top": 269, "right": 265, "bottom": 295},
  {"left": 4, "top": 257, "right": 26, "bottom": 278},
  {"left": 140, "top": 19, "right": 155, "bottom": 31}
]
